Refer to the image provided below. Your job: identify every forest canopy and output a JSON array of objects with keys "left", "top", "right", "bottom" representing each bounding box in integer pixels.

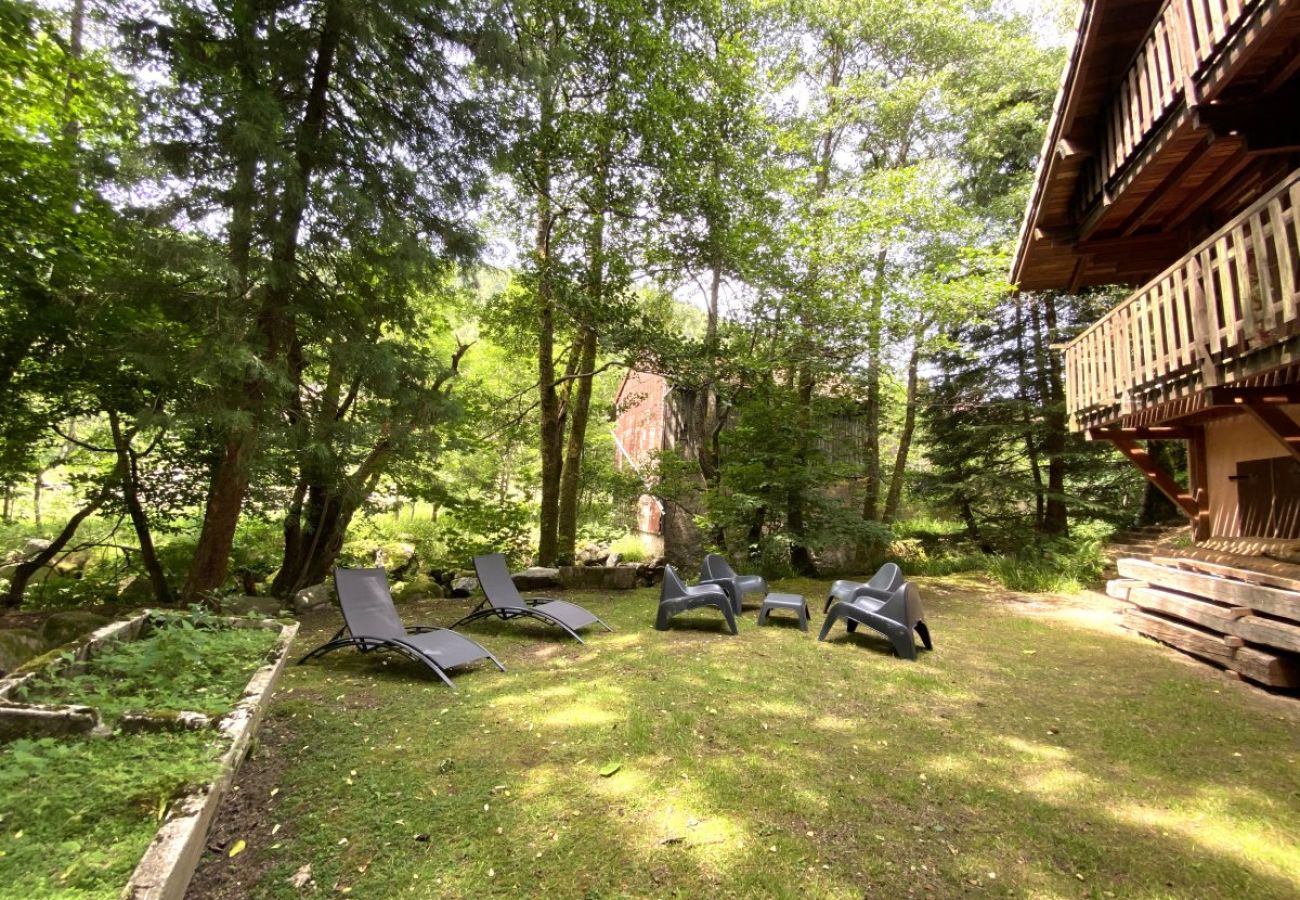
[{"left": 0, "top": 0, "right": 1163, "bottom": 610}]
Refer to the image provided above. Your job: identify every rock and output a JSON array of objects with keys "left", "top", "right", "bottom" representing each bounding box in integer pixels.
[
  {"left": 391, "top": 575, "right": 444, "bottom": 600},
  {"left": 450, "top": 576, "right": 479, "bottom": 598},
  {"left": 0, "top": 562, "right": 55, "bottom": 586},
  {"left": 511, "top": 567, "right": 561, "bottom": 591},
  {"left": 293, "top": 582, "right": 334, "bottom": 614},
  {"left": 559, "top": 565, "right": 637, "bottom": 591},
  {"left": 39, "top": 611, "right": 110, "bottom": 647},
  {"left": 605, "top": 552, "right": 621, "bottom": 568},
  {"left": 383, "top": 542, "right": 419, "bottom": 579},
  {"left": 21, "top": 538, "right": 52, "bottom": 559},
  {"left": 53, "top": 549, "right": 94, "bottom": 577},
  {"left": 116, "top": 574, "right": 154, "bottom": 602},
  {"left": 223, "top": 595, "right": 285, "bottom": 617},
  {"left": 577, "top": 545, "right": 607, "bottom": 566},
  {"left": 0, "top": 628, "right": 47, "bottom": 675}
]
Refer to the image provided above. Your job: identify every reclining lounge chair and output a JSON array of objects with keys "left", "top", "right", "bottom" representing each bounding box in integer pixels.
[
  {"left": 298, "top": 567, "right": 504, "bottom": 688},
  {"left": 700, "top": 553, "right": 768, "bottom": 613},
  {"left": 823, "top": 562, "right": 904, "bottom": 613},
  {"left": 655, "top": 565, "right": 738, "bottom": 634},
  {"left": 451, "top": 553, "right": 612, "bottom": 644},
  {"left": 819, "top": 581, "right": 932, "bottom": 661}
]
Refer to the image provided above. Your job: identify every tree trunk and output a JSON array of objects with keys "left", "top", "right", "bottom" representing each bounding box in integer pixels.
[
  {"left": 1038, "top": 293, "right": 1069, "bottom": 536},
  {"left": 4, "top": 465, "right": 121, "bottom": 607},
  {"left": 183, "top": 1, "right": 342, "bottom": 600},
  {"left": 787, "top": 370, "right": 818, "bottom": 576},
  {"left": 556, "top": 328, "right": 598, "bottom": 563},
  {"left": 1017, "top": 298, "right": 1045, "bottom": 528},
  {"left": 883, "top": 341, "right": 920, "bottom": 523},
  {"left": 109, "top": 412, "right": 173, "bottom": 605},
  {"left": 534, "top": 74, "right": 562, "bottom": 566}
]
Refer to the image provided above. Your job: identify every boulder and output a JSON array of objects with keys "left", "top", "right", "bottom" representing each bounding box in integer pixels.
[
  {"left": 391, "top": 574, "right": 444, "bottom": 601},
  {"left": 21, "top": 538, "right": 52, "bottom": 559},
  {"left": 223, "top": 595, "right": 286, "bottom": 617},
  {"left": 116, "top": 574, "right": 154, "bottom": 603},
  {"left": 511, "top": 567, "right": 561, "bottom": 591},
  {"left": 40, "top": 610, "right": 110, "bottom": 648},
  {"left": 0, "top": 628, "right": 47, "bottom": 675},
  {"left": 450, "top": 576, "right": 479, "bottom": 598},
  {"left": 382, "top": 542, "right": 419, "bottom": 578},
  {"left": 293, "top": 582, "right": 334, "bottom": 614},
  {"left": 53, "top": 549, "right": 94, "bottom": 578},
  {"left": 605, "top": 552, "right": 621, "bottom": 568},
  {"left": 0, "top": 562, "right": 55, "bottom": 586}
]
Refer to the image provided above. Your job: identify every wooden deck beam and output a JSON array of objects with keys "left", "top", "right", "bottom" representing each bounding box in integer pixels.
[
  {"left": 1206, "top": 384, "right": 1300, "bottom": 406},
  {"left": 1087, "top": 426, "right": 1195, "bottom": 441},
  {"left": 1239, "top": 400, "right": 1300, "bottom": 464}
]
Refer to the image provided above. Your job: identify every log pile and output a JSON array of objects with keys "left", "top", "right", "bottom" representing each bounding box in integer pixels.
[{"left": 1107, "top": 553, "right": 1300, "bottom": 690}]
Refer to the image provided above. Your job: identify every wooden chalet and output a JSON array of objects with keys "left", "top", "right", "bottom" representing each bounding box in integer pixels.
[{"left": 1015, "top": 0, "right": 1300, "bottom": 687}]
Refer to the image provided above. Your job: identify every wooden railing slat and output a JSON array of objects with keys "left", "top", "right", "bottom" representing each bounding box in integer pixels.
[{"left": 1270, "top": 196, "right": 1297, "bottom": 325}]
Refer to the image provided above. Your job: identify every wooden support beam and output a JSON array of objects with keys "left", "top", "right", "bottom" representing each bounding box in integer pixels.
[
  {"left": 1239, "top": 401, "right": 1300, "bottom": 465},
  {"left": 1187, "top": 426, "right": 1211, "bottom": 541},
  {"left": 1105, "top": 436, "right": 1200, "bottom": 519},
  {"left": 1206, "top": 384, "right": 1300, "bottom": 406},
  {"left": 1087, "top": 426, "right": 1195, "bottom": 441}
]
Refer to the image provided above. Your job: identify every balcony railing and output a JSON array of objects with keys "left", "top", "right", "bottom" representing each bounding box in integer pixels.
[
  {"left": 1076, "top": 0, "right": 1264, "bottom": 217},
  {"left": 1064, "top": 167, "right": 1300, "bottom": 429}
]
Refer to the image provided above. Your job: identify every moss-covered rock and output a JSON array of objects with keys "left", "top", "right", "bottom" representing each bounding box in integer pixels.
[
  {"left": 39, "top": 611, "right": 111, "bottom": 648},
  {"left": 390, "top": 574, "right": 443, "bottom": 600},
  {"left": 0, "top": 628, "right": 48, "bottom": 674}
]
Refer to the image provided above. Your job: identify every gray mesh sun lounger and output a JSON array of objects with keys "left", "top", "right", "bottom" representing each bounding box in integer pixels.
[
  {"left": 298, "top": 567, "right": 504, "bottom": 688},
  {"left": 450, "top": 553, "right": 612, "bottom": 644},
  {"left": 819, "top": 580, "right": 932, "bottom": 661},
  {"left": 700, "top": 553, "right": 768, "bottom": 613},
  {"left": 823, "top": 562, "right": 904, "bottom": 613},
  {"left": 655, "top": 566, "right": 738, "bottom": 634}
]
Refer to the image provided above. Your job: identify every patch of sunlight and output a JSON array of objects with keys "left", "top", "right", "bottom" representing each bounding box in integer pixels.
[
  {"left": 811, "top": 714, "right": 857, "bottom": 732},
  {"left": 639, "top": 791, "right": 753, "bottom": 873},
  {"left": 517, "top": 763, "right": 562, "bottom": 800},
  {"left": 491, "top": 684, "right": 578, "bottom": 708},
  {"left": 924, "top": 753, "right": 976, "bottom": 776},
  {"left": 1113, "top": 794, "right": 1300, "bottom": 885},
  {"left": 753, "top": 699, "right": 806, "bottom": 719},
  {"left": 1000, "top": 736, "right": 1073, "bottom": 762},
  {"left": 540, "top": 699, "right": 622, "bottom": 729},
  {"left": 593, "top": 765, "right": 652, "bottom": 800},
  {"left": 1022, "top": 767, "right": 1090, "bottom": 798},
  {"left": 597, "top": 632, "right": 646, "bottom": 651}
]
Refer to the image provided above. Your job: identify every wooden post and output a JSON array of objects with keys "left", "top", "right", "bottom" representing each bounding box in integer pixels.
[{"left": 1186, "top": 425, "right": 1211, "bottom": 541}]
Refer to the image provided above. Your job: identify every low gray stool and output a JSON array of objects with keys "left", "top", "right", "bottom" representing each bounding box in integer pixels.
[{"left": 757, "top": 592, "right": 810, "bottom": 632}]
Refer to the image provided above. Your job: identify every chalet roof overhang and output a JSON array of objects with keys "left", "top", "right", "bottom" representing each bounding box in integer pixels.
[{"left": 1012, "top": 0, "right": 1167, "bottom": 292}]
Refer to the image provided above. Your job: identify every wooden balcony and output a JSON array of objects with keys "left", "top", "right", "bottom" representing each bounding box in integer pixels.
[
  {"left": 1013, "top": 0, "right": 1300, "bottom": 291},
  {"left": 1063, "top": 166, "right": 1300, "bottom": 430},
  {"left": 1076, "top": 0, "right": 1289, "bottom": 222}
]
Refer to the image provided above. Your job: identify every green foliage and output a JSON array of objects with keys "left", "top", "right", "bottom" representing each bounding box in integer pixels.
[
  {"left": 607, "top": 533, "right": 648, "bottom": 563},
  {"left": 987, "top": 537, "right": 1107, "bottom": 594},
  {"left": 0, "top": 730, "right": 222, "bottom": 899},
  {"left": 19, "top": 616, "right": 276, "bottom": 720}
]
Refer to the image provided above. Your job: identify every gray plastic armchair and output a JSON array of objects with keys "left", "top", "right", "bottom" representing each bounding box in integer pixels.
[
  {"left": 655, "top": 566, "right": 738, "bottom": 634},
  {"left": 700, "top": 553, "right": 768, "bottom": 613},
  {"left": 823, "top": 562, "right": 904, "bottom": 613},
  {"left": 819, "top": 581, "right": 932, "bottom": 661}
]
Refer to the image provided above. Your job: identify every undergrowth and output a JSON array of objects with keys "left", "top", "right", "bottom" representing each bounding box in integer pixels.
[
  {"left": 0, "top": 730, "right": 224, "bottom": 899},
  {"left": 18, "top": 615, "right": 277, "bottom": 720}
]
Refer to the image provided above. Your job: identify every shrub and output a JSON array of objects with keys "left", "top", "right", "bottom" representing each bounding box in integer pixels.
[{"left": 608, "top": 533, "right": 648, "bottom": 563}]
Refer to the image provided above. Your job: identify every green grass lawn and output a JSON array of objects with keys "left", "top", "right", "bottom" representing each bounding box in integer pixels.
[{"left": 190, "top": 576, "right": 1300, "bottom": 899}]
